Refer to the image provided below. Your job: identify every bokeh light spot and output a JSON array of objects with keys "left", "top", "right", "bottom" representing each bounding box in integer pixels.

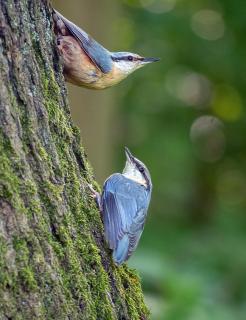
[
  {"left": 190, "top": 115, "right": 225, "bottom": 162},
  {"left": 140, "top": 0, "right": 176, "bottom": 14},
  {"left": 165, "top": 67, "right": 212, "bottom": 108},
  {"left": 191, "top": 9, "right": 225, "bottom": 41},
  {"left": 212, "top": 85, "right": 243, "bottom": 122}
]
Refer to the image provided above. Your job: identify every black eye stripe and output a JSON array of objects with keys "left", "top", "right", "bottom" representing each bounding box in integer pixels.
[
  {"left": 111, "top": 56, "right": 137, "bottom": 62},
  {"left": 137, "top": 164, "right": 144, "bottom": 173}
]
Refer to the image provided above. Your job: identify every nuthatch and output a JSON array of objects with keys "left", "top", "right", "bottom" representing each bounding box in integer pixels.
[
  {"left": 53, "top": 10, "right": 159, "bottom": 89},
  {"left": 90, "top": 147, "right": 152, "bottom": 265}
]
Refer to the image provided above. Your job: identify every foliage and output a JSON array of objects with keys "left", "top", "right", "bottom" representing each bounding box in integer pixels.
[{"left": 113, "top": 0, "right": 246, "bottom": 319}]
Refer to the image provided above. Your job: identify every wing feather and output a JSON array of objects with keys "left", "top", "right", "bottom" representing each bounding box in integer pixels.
[
  {"left": 102, "top": 174, "right": 151, "bottom": 263},
  {"left": 54, "top": 10, "right": 113, "bottom": 74}
]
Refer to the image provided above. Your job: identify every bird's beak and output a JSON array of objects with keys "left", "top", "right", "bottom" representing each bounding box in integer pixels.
[
  {"left": 141, "top": 57, "right": 160, "bottom": 63},
  {"left": 125, "top": 147, "right": 134, "bottom": 163}
]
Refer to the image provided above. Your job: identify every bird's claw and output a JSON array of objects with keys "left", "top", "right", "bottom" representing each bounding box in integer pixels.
[
  {"left": 53, "top": 11, "right": 68, "bottom": 36},
  {"left": 88, "top": 184, "right": 98, "bottom": 198},
  {"left": 88, "top": 184, "right": 102, "bottom": 213}
]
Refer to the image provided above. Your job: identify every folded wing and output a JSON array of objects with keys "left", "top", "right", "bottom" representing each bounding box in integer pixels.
[
  {"left": 102, "top": 174, "right": 150, "bottom": 264},
  {"left": 54, "top": 10, "right": 113, "bottom": 74}
]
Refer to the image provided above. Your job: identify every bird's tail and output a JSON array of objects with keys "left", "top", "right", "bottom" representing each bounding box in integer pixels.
[{"left": 113, "top": 235, "right": 129, "bottom": 265}]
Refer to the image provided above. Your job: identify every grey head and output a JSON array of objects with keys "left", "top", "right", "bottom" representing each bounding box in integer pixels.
[
  {"left": 111, "top": 52, "right": 160, "bottom": 76},
  {"left": 122, "top": 147, "right": 152, "bottom": 190}
]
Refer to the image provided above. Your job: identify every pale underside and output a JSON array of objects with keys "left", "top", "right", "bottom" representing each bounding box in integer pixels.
[{"left": 58, "top": 36, "right": 128, "bottom": 89}]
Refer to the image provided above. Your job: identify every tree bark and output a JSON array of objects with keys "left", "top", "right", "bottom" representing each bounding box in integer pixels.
[{"left": 0, "top": 1, "right": 149, "bottom": 319}]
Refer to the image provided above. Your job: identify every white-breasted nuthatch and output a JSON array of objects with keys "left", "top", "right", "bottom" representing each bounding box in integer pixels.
[
  {"left": 53, "top": 10, "right": 159, "bottom": 89},
  {"left": 90, "top": 147, "right": 152, "bottom": 265}
]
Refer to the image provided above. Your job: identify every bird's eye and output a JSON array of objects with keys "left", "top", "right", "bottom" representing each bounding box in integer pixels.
[
  {"left": 139, "top": 167, "right": 144, "bottom": 173},
  {"left": 128, "top": 55, "right": 133, "bottom": 61}
]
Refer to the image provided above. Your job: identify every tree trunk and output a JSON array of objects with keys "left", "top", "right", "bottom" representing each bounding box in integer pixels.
[{"left": 0, "top": 1, "right": 149, "bottom": 319}]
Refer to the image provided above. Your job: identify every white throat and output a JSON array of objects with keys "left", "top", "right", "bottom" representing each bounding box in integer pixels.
[
  {"left": 122, "top": 162, "right": 147, "bottom": 187},
  {"left": 123, "top": 173, "right": 147, "bottom": 187},
  {"left": 114, "top": 60, "right": 141, "bottom": 75}
]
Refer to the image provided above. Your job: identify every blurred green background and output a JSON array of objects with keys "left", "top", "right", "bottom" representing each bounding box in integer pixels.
[{"left": 54, "top": 1, "right": 246, "bottom": 319}]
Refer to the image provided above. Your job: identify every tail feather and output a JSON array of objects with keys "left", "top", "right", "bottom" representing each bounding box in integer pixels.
[{"left": 112, "top": 235, "right": 129, "bottom": 265}]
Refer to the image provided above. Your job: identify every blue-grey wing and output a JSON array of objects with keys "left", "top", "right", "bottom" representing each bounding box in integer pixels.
[
  {"left": 54, "top": 10, "right": 113, "bottom": 74},
  {"left": 102, "top": 174, "right": 150, "bottom": 264}
]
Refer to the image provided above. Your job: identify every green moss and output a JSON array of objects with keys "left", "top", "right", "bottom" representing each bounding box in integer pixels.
[
  {"left": 0, "top": 131, "right": 26, "bottom": 214},
  {"left": 19, "top": 266, "right": 38, "bottom": 291},
  {"left": 42, "top": 71, "right": 74, "bottom": 142},
  {"left": 122, "top": 267, "right": 150, "bottom": 319},
  {"left": 0, "top": 237, "right": 14, "bottom": 291},
  {"left": 36, "top": 141, "right": 52, "bottom": 164},
  {"left": 43, "top": 180, "right": 64, "bottom": 202}
]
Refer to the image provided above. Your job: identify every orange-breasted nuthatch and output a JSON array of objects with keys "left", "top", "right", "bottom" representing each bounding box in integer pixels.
[
  {"left": 53, "top": 10, "right": 159, "bottom": 89},
  {"left": 90, "top": 147, "right": 152, "bottom": 265}
]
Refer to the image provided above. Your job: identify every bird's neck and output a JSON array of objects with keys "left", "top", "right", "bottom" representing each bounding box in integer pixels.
[{"left": 122, "top": 172, "right": 147, "bottom": 188}]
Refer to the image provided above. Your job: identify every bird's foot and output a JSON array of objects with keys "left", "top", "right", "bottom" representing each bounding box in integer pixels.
[
  {"left": 53, "top": 11, "right": 68, "bottom": 36},
  {"left": 88, "top": 184, "right": 103, "bottom": 213}
]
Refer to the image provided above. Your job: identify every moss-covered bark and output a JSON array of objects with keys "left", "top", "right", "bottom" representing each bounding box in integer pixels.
[{"left": 0, "top": 1, "right": 149, "bottom": 319}]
